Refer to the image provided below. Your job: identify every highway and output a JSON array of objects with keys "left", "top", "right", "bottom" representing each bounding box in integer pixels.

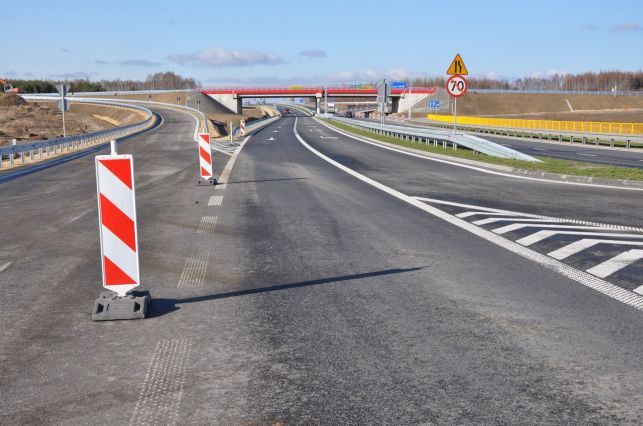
[
  {"left": 363, "top": 117, "right": 643, "bottom": 168},
  {"left": 1, "top": 108, "right": 642, "bottom": 423}
]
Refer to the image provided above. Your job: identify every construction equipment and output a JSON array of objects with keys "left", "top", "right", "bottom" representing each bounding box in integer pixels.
[{"left": 1, "top": 79, "right": 19, "bottom": 93}]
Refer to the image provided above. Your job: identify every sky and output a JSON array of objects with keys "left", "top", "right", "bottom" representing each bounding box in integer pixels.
[{"left": 1, "top": 0, "right": 642, "bottom": 86}]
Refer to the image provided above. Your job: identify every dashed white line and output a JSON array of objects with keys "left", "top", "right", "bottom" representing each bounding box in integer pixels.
[
  {"left": 493, "top": 223, "right": 614, "bottom": 235},
  {"left": 197, "top": 216, "right": 218, "bottom": 233},
  {"left": 533, "top": 148, "right": 547, "bottom": 151},
  {"left": 130, "top": 339, "right": 193, "bottom": 426},
  {"left": 0, "top": 262, "right": 11, "bottom": 272},
  {"left": 516, "top": 230, "right": 643, "bottom": 247},
  {"left": 577, "top": 153, "right": 597, "bottom": 157},
  {"left": 178, "top": 253, "right": 209, "bottom": 288},
  {"left": 208, "top": 195, "right": 223, "bottom": 206},
  {"left": 586, "top": 249, "right": 643, "bottom": 278}
]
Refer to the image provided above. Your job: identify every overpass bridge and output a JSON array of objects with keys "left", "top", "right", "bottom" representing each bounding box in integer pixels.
[{"left": 201, "top": 86, "right": 436, "bottom": 114}]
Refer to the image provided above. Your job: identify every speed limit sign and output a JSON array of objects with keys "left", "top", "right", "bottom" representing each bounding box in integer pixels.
[{"left": 446, "top": 75, "right": 467, "bottom": 97}]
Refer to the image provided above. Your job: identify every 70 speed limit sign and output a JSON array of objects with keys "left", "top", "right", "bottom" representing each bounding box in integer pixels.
[{"left": 446, "top": 75, "right": 468, "bottom": 97}]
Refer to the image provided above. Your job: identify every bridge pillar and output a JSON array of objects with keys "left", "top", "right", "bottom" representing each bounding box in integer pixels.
[
  {"left": 390, "top": 97, "right": 400, "bottom": 113},
  {"left": 316, "top": 97, "right": 321, "bottom": 115}
]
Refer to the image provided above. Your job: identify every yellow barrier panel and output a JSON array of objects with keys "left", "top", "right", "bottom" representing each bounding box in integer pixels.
[{"left": 426, "top": 114, "right": 643, "bottom": 135}]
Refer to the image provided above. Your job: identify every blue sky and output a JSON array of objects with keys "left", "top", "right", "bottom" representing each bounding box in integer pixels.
[{"left": 1, "top": 0, "right": 641, "bottom": 85}]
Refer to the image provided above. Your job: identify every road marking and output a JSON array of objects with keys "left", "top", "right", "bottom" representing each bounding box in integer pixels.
[
  {"left": 294, "top": 117, "right": 643, "bottom": 311},
  {"left": 130, "top": 339, "right": 193, "bottom": 426},
  {"left": 533, "top": 148, "right": 547, "bottom": 151},
  {"left": 458, "top": 211, "right": 522, "bottom": 218},
  {"left": 268, "top": 137, "right": 276, "bottom": 141},
  {"left": 218, "top": 135, "right": 252, "bottom": 185},
  {"left": 577, "top": 153, "right": 597, "bottom": 157},
  {"left": 273, "top": 130, "right": 279, "bottom": 132},
  {"left": 586, "top": 249, "right": 643, "bottom": 278},
  {"left": 501, "top": 144, "right": 512, "bottom": 147},
  {"left": 516, "top": 230, "right": 643, "bottom": 247},
  {"left": 473, "top": 217, "right": 561, "bottom": 226},
  {"left": 548, "top": 239, "right": 643, "bottom": 260},
  {"left": 419, "top": 198, "right": 643, "bottom": 232},
  {"left": 197, "top": 216, "right": 218, "bottom": 233},
  {"left": 178, "top": 253, "right": 209, "bottom": 288},
  {"left": 208, "top": 195, "right": 223, "bottom": 206},
  {"left": 314, "top": 119, "right": 643, "bottom": 192},
  {"left": 216, "top": 183, "right": 227, "bottom": 190},
  {"left": 493, "top": 223, "right": 615, "bottom": 235},
  {"left": 320, "top": 136, "right": 338, "bottom": 139},
  {"left": 0, "top": 262, "right": 11, "bottom": 272}
]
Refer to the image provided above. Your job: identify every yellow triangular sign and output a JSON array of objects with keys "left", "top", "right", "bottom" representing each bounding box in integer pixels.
[{"left": 447, "top": 54, "right": 468, "bottom": 75}]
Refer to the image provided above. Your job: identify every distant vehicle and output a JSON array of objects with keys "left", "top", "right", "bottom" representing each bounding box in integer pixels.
[
  {"left": 327, "top": 102, "right": 335, "bottom": 113},
  {"left": 284, "top": 108, "right": 290, "bottom": 114},
  {"left": 1, "top": 79, "right": 19, "bottom": 93}
]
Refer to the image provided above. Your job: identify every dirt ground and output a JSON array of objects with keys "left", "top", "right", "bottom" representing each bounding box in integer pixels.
[
  {"left": 0, "top": 95, "right": 147, "bottom": 146},
  {"left": 415, "top": 91, "right": 643, "bottom": 123}
]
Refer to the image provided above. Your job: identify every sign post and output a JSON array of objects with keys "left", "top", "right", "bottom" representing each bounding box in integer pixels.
[
  {"left": 446, "top": 54, "right": 469, "bottom": 134},
  {"left": 56, "top": 84, "right": 70, "bottom": 137},
  {"left": 92, "top": 141, "right": 150, "bottom": 320},
  {"left": 377, "top": 79, "right": 390, "bottom": 124}
]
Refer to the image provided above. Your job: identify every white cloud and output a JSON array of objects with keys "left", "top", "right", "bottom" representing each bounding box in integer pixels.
[
  {"left": 611, "top": 22, "right": 641, "bottom": 32},
  {"left": 529, "top": 69, "right": 569, "bottom": 79},
  {"left": 299, "top": 49, "right": 327, "bottom": 58},
  {"left": 48, "top": 72, "right": 94, "bottom": 79},
  {"left": 167, "top": 48, "right": 285, "bottom": 67},
  {"left": 117, "top": 59, "right": 163, "bottom": 66}
]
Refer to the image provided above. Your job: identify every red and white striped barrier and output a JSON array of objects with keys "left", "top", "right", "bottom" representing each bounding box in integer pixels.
[
  {"left": 95, "top": 147, "right": 140, "bottom": 296},
  {"left": 239, "top": 119, "right": 246, "bottom": 136},
  {"left": 197, "top": 132, "right": 213, "bottom": 179}
]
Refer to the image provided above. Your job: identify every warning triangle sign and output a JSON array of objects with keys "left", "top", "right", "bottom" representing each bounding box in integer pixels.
[{"left": 447, "top": 54, "right": 468, "bottom": 75}]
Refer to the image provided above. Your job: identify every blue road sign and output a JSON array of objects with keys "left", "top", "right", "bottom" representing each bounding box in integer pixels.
[
  {"left": 428, "top": 100, "right": 441, "bottom": 108},
  {"left": 390, "top": 81, "right": 408, "bottom": 89}
]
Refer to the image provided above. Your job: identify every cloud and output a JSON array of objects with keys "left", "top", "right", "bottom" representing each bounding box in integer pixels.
[
  {"left": 167, "top": 47, "right": 285, "bottom": 67},
  {"left": 2, "top": 70, "right": 18, "bottom": 77},
  {"left": 299, "top": 49, "right": 327, "bottom": 58},
  {"left": 95, "top": 60, "right": 110, "bottom": 65},
  {"left": 529, "top": 69, "right": 569, "bottom": 79},
  {"left": 60, "top": 48, "right": 73, "bottom": 54},
  {"left": 611, "top": 22, "right": 641, "bottom": 32},
  {"left": 116, "top": 59, "right": 163, "bottom": 66},
  {"left": 48, "top": 72, "right": 94, "bottom": 79},
  {"left": 581, "top": 22, "right": 641, "bottom": 32}
]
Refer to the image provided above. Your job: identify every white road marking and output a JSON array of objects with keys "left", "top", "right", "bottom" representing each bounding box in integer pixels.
[
  {"left": 501, "top": 144, "right": 512, "bottom": 147},
  {"left": 197, "top": 216, "right": 218, "bottom": 233},
  {"left": 586, "top": 249, "right": 643, "bottom": 278},
  {"left": 208, "top": 195, "right": 223, "bottom": 206},
  {"left": 314, "top": 119, "right": 643, "bottom": 192},
  {"left": 0, "top": 262, "right": 11, "bottom": 272},
  {"left": 417, "top": 198, "right": 643, "bottom": 232},
  {"left": 320, "top": 136, "right": 338, "bottom": 139},
  {"left": 130, "top": 339, "right": 193, "bottom": 426},
  {"left": 268, "top": 137, "right": 276, "bottom": 141},
  {"left": 458, "top": 211, "right": 523, "bottom": 218},
  {"left": 294, "top": 117, "right": 643, "bottom": 310},
  {"left": 493, "top": 223, "right": 615, "bottom": 235},
  {"left": 216, "top": 183, "right": 227, "bottom": 190},
  {"left": 548, "top": 239, "right": 643, "bottom": 260},
  {"left": 178, "top": 253, "right": 209, "bottom": 288},
  {"left": 473, "top": 217, "right": 562, "bottom": 226},
  {"left": 516, "top": 230, "right": 643, "bottom": 247},
  {"left": 533, "top": 148, "right": 547, "bottom": 151},
  {"left": 577, "top": 153, "right": 597, "bottom": 157},
  {"left": 273, "top": 130, "right": 279, "bottom": 132}
]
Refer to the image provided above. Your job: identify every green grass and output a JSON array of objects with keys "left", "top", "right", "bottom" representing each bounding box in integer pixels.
[{"left": 323, "top": 119, "right": 643, "bottom": 182}]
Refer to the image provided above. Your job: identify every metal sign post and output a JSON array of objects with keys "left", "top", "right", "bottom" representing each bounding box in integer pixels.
[
  {"left": 377, "top": 79, "right": 390, "bottom": 124},
  {"left": 56, "top": 84, "right": 69, "bottom": 137}
]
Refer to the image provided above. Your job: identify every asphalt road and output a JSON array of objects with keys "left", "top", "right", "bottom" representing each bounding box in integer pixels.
[
  {"left": 1, "top": 108, "right": 641, "bottom": 424},
  {"left": 361, "top": 116, "right": 643, "bottom": 168}
]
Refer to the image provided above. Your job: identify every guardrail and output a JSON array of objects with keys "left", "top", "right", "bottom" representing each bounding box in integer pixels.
[
  {"left": 421, "top": 116, "right": 643, "bottom": 149},
  {"left": 0, "top": 97, "right": 156, "bottom": 169},
  {"left": 427, "top": 114, "right": 643, "bottom": 136},
  {"left": 469, "top": 89, "right": 642, "bottom": 96},
  {"left": 327, "top": 116, "right": 540, "bottom": 162}
]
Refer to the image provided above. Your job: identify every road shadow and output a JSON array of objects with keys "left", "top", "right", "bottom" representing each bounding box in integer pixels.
[{"left": 148, "top": 266, "right": 426, "bottom": 318}]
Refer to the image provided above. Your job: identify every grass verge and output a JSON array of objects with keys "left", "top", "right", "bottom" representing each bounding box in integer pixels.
[{"left": 323, "top": 119, "right": 643, "bottom": 182}]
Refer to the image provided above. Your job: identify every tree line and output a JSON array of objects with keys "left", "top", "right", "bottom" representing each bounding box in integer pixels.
[
  {"left": 5, "top": 71, "right": 199, "bottom": 93},
  {"left": 409, "top": 70, "right": 643, "bottom": 92}
]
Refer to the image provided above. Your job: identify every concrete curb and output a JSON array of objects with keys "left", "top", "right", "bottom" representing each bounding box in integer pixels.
[{"left": 319, "top": 119, "right": 643, "bottom": 190}]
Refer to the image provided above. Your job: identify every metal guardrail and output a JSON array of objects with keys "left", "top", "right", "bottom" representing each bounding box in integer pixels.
[
  {"left": 420, "top": 118, "right": 643, "bottom": 148},
  {"left": 469, "top": 89, "right": 642, "bottom": 96},
  {"left": 0, "top": 97, "right": 156, "bottom": 168},
  {"left": 328, "top": 116, "right": 541, "bottom": 162},
  {"left": 24, "top": 89, "right": 195, "bottom": 97}
]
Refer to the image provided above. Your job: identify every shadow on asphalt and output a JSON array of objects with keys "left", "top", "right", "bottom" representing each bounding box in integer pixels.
[{"left": 148, "top": 266, "right": 426, "bottom": 318}]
